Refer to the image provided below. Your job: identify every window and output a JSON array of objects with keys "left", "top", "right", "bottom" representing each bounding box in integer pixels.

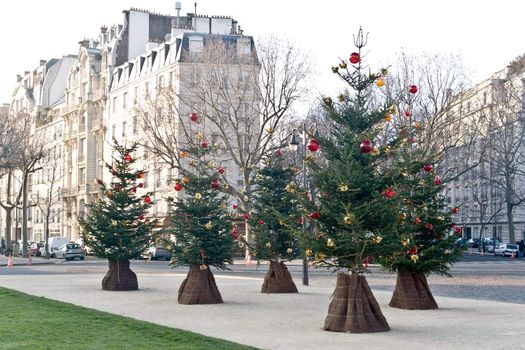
[
  {"left": 156, "top": 169, "right": 161, "bottom": 187},
  {"left": 122, "top": 122, "right": 127, "bottom": 137},
  {"left": 189, "top": 37, "right": 203, "bottom": 53},
  {"left": 112, "top": 97, "right": 117, "bottom": 113},
  {"left": 112, "top": 125, "right": 116, "bottom": 138},
  {"left": 79, "top": 168, "right": 85, "bottom": 185},
  {"left": 123, "top": 92, "right": 127, "bottom": 109},
  {"left": 145, "top": 82, "right": 150, "bottom": 97},
  {"left": 79, "top": 138, "right": 85, "bottom": 155},
  {"left": 133, "top": 115, "right": 138, "bottom": 134},
  {"left": 143, "top": 172, "right": 149, "bottom": 188},
  {"left": 134, "top": 86, "right": 139, "bottom": 104}
]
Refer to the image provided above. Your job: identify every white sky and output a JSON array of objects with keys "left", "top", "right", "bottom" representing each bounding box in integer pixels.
[{"left": 1, "top": 0, "right": 524, "bottom": 110}]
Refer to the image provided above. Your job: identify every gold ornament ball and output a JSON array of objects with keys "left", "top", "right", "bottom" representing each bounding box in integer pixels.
[
  {"left": 326, "top": 238, "right": 335, "bottom": 247},
  {"left": 199, "top": 264, "right": 208, "bottom": 270},
  {"left": 194, "top": 193, "right": 202, "bottom": 200},
  {"left": 384, "top": 114, "right": 393, "bottom": 122},
  {"left": 265, "top": 242, "right": 272, "bottom": 248},
  {"left": 182, "top": 176, "right": 190, "bottom": 184},
  {"left": 376, "top": 78, "right": 385, "bottom": 87},
  {"left": 343, "top": 215, "right": 353, "bottom": 225},
  {"left": 338, "top": 183, "right": 348, "bottom": 192},
  {"left": 305, "top": 249, "right": 313, "bottom": 257},
  {"left": 410, "top": 254, "right": 419, "bottom": 263},
  {"left": 402, "top": 238, "right": 410, "bottom": 246},
  {"left": 287, "top": 248, "right": 293, "bottom": 254},
  {"left": 205, "top": 221, "right": 213, "bottom": 230}
]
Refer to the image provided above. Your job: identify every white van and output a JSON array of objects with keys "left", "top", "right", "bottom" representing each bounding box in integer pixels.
[{"left": 47, "top": 237, "right": 69, "bottom": 258}]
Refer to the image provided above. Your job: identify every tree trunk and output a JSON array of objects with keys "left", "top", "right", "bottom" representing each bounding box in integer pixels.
[
  {"left": 324, "top": 272, "right": 389, "bottom": 333},
  {"left": 102, "top": 260, "right": 138, "bottom": 291},
  {"left": 4, "top": 207, "right": 13, "bottom": 256},
  {"left": 389, "top": 270, "right": 438, "bottom": 310},
  {"left": 178, "top": 265, "right": 223, "bottom": 304},
  {"left": 507, "top": 205, "right": 515, "bottom": 244},
  {"left": 261, "top": 260, "right": 298, "bottom": 293},
  {"left": 21, "top": 173, "right": 28, "bottom": 258}
]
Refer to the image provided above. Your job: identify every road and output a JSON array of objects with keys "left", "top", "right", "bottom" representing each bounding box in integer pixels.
[{"left": 2, "top": 253, "right": 525, "bottom": 304}]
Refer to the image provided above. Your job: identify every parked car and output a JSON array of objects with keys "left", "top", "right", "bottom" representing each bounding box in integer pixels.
[
  {"left": 144, "top": 245, "right": 172, "bottom": 261},
  {"left": 48, "top": 237, "right": 69, "bottom": 258},
  {"left": 75, "top": 238, "right": 92, "bottom": 255},
  {"left": 494, "top": 243, "right": 518, "bottom": 257},
  {"left": 29, "top": 242, "right": 44, "bottom": 256},
  {"left": 54, "top": 243, "right": 85, "bottom": 261}
]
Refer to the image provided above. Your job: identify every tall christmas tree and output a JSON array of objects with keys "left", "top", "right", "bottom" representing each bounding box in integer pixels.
[
  {"left": 245, "top": 152, "right": 301, "bottom": 293},
  {"left": 169, "top": 138, "right": 234, "bottom": 304},
  {"left": 79, "top": 141, "right": 155, "bottom": 291},
  {"left": 374, "top": 99, "right": 462, "bottom": 309},
  {"left": 303, "top": 29, "right": 397, "bottom": 333}
]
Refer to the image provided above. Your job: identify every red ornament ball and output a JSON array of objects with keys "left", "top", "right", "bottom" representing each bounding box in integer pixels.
[
  {"left": 231, "top": 228, "right": 239, "bottom": 238},
  {"left": 174, "top": 183, "right": 183, "bottom": 191},
  {"left": 414, "top": 217, "right": 422, "bottom": 225},
  {"left": 139, "top": 214, "right": 145, "bottom": 220},
  {"left": 132, "top": 187, "right": 137, "bottom": 193},
  {"left": 144, "top": 195, "right": 151, "bottom": 204},
  {"left": 233, "top": 204, "right": 238, "bottom": 210},
  {"left": 201, "top": 140, "right": 209, "bottom": 148},
  {"left": 409, "top": 85, "right": 418, "bottom": 94},
  {"left": 425, "top": 222, "right": 433, "bottom": 230},
  {"left": 124, "top": 154, "right": 133, "bottom": 162},
  {"left": 275, "top": 149, "right": 283, "bottom": 157},
  {"left": 349, "top": 52, "right": 360, "bottom": 64},
  {"left": 138, "top": 183, "right": 144, "bottom": 188},
  {"left": 307, "top": 139, "right": 320, "bottom": 152},
  {"left": 422, "top": 164, "right": 433, "bottom": 172},
  {"left": 454, "top": 226, "right": 463, "bottom": 235},
  {"left": 218, "top": 167, "right": 225, "bottom": 174},
  {"left": 434, "top": 176, "right": 442, "bottom": 185},
  {"left": 96, "top": 178, "right": 103, "bottom": 185},
  {"left": 382, "top": 188, "right": 396, "bottom": 198},
  {"left": 360, "top": 139, "right": 374, "bottom": 153},
  {"left": 308, "top": 211, "right": 320, "bottom": 220},
  {"left": 408, "top": 246, "right": 418, "bottom": 255},
  {"left": 258, "top": 219, "right": 265, "bottom": 225},
  {"left": 404, "top": 111, "right": 411, "bottom": 117},
  {"left": 190, "top": 112, "right": 199, "bottom": 122},
  {"left": 211, "top": 179, "right": 220, "bottom": 189},
  {"left": 451, "top": 207, "right": 459, "bottom": 214},
  {"left": 243, "top": 213, "right": 250, "bottom": 220}
]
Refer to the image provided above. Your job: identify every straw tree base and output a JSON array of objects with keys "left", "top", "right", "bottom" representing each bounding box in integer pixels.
[
  {"left": 324, "top": 272, "right": 390, "bottom": 333},
  {"left": 261, "top": 260, "right": 298, "bottom": 293},
  {"left": 102, "top": 260, "right": 138, "bottom": 291},
  {"left": 178, "top": 265, "right": 223, "bottom": 304},
  {"left": 389, "top": 270, "right": 438, "bottom": 310}
]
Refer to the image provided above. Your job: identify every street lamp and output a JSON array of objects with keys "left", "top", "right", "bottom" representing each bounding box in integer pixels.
[{"left": 289, "top": 123, "right": 319, "bottom": 286}]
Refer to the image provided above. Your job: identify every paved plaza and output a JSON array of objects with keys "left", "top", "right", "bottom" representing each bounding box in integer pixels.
[{"left": 1, "top": 258, "right": 524, "bottom": 350}]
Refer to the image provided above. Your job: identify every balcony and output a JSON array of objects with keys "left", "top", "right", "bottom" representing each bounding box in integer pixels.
[
  {"left": 92, "top": 90, "right": 107, "bottom": 101},
  {"left": 61, "top": 104, "right": 79, "bottom": 116},
  {"left": 91, "top": 119, "right": 106, "bottom": 132},
  {"left": 64, "top": 130, "right": 78, "bottom": 142}
]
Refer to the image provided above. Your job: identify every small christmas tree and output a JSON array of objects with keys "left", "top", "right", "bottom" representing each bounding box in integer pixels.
[
  {"left": 245, "top": 152, "right": 301, "bottom": 293},
  {"left": 169, "top": 141, "right": 233, "bottom": 304},
  {"left": 375, "top": 111, "right": 462, "bottom": 309},
  {"left": 304, "top": 29, "right": 395, "bottom": 333},
  {"left": 79, "top": 141, "right": 155, "bottom": 291}
]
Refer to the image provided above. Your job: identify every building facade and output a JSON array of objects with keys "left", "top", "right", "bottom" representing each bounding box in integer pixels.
[{"left": 2, "top": 6, "right": 253, "bottom": 244}]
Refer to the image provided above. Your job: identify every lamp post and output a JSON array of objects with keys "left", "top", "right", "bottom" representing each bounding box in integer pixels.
[{"left": 289, "top": 123, "right": 319, "bottom": 286}]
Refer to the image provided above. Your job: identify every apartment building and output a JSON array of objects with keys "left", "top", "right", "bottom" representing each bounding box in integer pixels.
[
  {"left": 2, "top": 5, "right": 254, "bottom": 243},
  {"left": 444, "top": 63, "right": 525, "bottom": 244}
]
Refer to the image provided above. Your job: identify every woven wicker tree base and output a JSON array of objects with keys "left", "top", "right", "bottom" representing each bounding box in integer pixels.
[
  {"left": 324, "top": 272, "right": 390, "bottom": 333},
  {"left": 261, "top": 260, "right": 298, "bottom": 293},
  {"left": 178, "top": 265, "right": 223, "bottom": 304},
  {"left": 389, "top": 270, "right": 438, "bottom": 310},
  {"left": 102, "top": 260, "right": 138, "bottom": 291}
]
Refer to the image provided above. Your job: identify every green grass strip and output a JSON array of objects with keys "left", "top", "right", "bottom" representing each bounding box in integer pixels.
[{"left": 0, "top": 287, "right": 259, "bottom": 350}]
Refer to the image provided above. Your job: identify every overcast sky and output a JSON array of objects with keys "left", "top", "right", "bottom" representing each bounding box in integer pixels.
[{"left": 1, "top": 0, "right": 524, "bottom": 110}]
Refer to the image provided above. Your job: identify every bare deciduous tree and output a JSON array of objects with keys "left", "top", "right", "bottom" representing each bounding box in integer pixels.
[{"left": 137, "top": 37, "right": 311, "bottom": 245}]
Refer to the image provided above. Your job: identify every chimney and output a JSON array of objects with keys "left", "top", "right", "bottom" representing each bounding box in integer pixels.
[
  {"left": 39, "top": 59, "right": 46, "bottom": 66},
  {"left": 78, "top": 38, "right": 90, "bottom": 48},
  {"left": 100, "top": 25, "right": 107, "bottom": 34},
  {"left": 24, "top": 71, "right": 30, "bottom": 76},
  {"left": 16, "top": 75, "right": 22, "bottom": 83}
]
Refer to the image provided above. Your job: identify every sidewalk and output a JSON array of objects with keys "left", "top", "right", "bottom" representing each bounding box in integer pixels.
[
  {"left": 0, "top": 270, "right": 523, "bottom": 350},
  {"left": 0, "top": 254, "right": 56, "bottom": 267}
]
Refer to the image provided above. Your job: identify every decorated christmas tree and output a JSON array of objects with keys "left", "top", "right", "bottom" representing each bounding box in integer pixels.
[
  {"left": 169, "top": 140, "right": 234, "bottom": 304},
  {"left": 244, "top": 152, "right": 301, "bottom": 293},
  {"left": 374, "top": 101, "right": 463, "bottom": 310},
  {"left": 79, "top": 141, "right": 155, "bottom": 291},
  {"left": 303, "top": 29, "right": 397, "bottom": 333}
]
